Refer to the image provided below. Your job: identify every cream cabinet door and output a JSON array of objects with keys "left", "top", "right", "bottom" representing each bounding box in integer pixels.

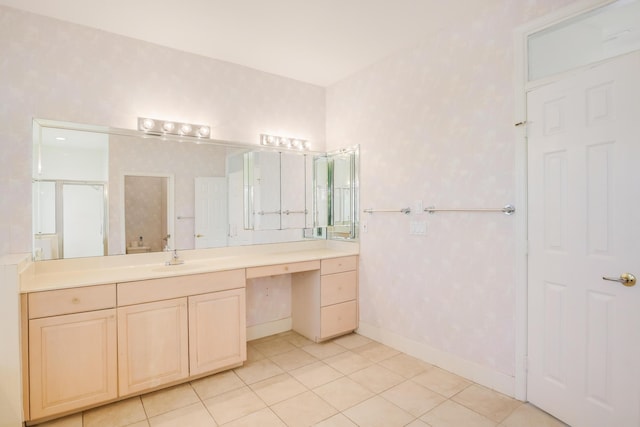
[
  {"left": 29, "top": 309, "right": 117, "bottom": 419},
  {"left": 189, "top": 288, "right": 246, "bottom": 376},
  {"left": 117, "top": 298, "right": 189, "bottom": 396}
]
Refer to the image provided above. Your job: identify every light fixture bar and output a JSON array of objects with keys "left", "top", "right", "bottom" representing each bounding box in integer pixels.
[
  {"left": 138, "top": 117, "right": 211, "bottom": 139},
  {"left": 260, "top": 133, "right": 309, "bottom": 150}
]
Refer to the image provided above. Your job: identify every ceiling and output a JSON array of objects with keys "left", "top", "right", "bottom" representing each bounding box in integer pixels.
[{"left": 0, "top": 0, "right": 480, "bottom": 86}]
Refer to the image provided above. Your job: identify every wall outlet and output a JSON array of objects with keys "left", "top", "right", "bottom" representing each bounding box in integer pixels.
[{"left": 410, "top": 221, "right": 426, "bottom": 235}]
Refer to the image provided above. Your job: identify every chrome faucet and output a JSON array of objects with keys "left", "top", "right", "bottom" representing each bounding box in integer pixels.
[{"left": 165, "top": 249, "right": 184, "bottom": 266}]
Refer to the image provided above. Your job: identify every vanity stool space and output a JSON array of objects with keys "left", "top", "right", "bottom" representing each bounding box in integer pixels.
[{"left": 246, "top": 255, "right": 359, "bottom": 343}]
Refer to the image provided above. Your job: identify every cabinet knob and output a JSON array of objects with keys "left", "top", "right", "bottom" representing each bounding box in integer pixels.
[{"left": 71, "top": 297, "right": 80, "bottom": 304}]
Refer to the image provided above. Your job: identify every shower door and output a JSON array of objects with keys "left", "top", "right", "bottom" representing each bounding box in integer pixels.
[{"left": 62, "top": 183, "right": 107, "bottom": 258}]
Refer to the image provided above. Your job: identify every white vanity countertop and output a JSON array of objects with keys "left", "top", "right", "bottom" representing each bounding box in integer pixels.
[{"left": 20, "top": 240, "right": 359, "bottom": 293}]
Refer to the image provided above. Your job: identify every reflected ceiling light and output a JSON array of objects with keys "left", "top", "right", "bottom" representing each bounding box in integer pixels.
[
  {"left": 138, "top": 117, "right": 211, "bottom": 139},
  {"left": 260, "top": 133, "right": 309, "bottom": 151},
  {"left": 141, "top": 118, "right": 155, "bottom": 130},
  {"left": 197, "top": 126, "right": 210, "bottom": 137}
]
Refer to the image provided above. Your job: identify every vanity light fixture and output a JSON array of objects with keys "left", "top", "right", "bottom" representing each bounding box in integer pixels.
[
  {"left": 260, "top": 133, "right": 309, "bottom": 150},
  {"left": 138, "top": 117, "right": 211, "bottom": 139}
]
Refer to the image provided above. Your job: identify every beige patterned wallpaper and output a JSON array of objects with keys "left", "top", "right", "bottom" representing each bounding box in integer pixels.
[
  {"left": 326, "top": 0, "right": 577, "bottom": 377},
  {"left": 124, "top": 175, "right": 166, "bottom": 253},
  {"left": 0, "top": 5, "right": 325, "bottom": 256}
]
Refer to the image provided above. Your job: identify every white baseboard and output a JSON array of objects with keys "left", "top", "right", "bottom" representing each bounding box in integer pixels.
[
  {"left": 247, "top": 317, "right": 292, "bottom": 341},
  {"left": 357, "top": 321, "right": 516, "bottom": 398}
]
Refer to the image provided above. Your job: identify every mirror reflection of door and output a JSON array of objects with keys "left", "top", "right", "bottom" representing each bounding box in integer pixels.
[
  {"left": 63, "top": 183, "right": 106, "bottom": 258},
  {"left": 124, "top": 175, "right": 169, "bottom": 253},
  {"left": 194, "top": 177, "right": 228, "bottom": 248}
]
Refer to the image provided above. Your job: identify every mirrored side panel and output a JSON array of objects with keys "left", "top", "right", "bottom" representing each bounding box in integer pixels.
[
  {"left": 313, "top": 155, "right": 329, "bottom": 229},
  {"left": 327, "top": 146, "right": 359, "bottom": 241}
]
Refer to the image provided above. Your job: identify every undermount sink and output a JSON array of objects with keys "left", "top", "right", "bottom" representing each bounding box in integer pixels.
[{"left": 150, "top": 263, "right": 205, "bottom": 273}]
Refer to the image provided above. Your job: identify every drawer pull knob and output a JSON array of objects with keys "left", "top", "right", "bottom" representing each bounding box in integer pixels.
[{"left": 71, "top": 297, "right": 80, "bottom": 304}]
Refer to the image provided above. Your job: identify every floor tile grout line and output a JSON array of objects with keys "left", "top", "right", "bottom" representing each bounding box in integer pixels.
[
  {"left": 60, "top": 333, "right": 538, "bottom": 427},
  {"left": 264, "top": 348, "right": 422, "bottom": 425}
]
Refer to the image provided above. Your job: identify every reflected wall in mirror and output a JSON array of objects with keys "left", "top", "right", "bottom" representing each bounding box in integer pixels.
[
  {"left": 32, "top": 119, "right": 359, "bottom": 260},
  {"left": 32, "top": 126, "right": 109, "bottom": 259},
  {"left": 242, "top": 151, "right": 311, "bottom": 232},
  {"left": 124, "top": 175, "right": 171, "bottom": 254}
]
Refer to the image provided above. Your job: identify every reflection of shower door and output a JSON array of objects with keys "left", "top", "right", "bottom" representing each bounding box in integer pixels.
[{"left": 62, "top": 183, "right": 107, "bottom": 258}]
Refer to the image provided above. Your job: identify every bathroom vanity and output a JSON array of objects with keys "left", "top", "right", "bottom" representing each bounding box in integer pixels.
[
  {"left": 19, "top": 241, "right": 358, "bottom": 424},
  {"left": 22, "top": 118, "right": 361, "bottom": 423}
]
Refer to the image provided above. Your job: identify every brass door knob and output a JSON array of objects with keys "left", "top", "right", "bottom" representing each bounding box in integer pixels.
[{"left": 602, "top": 273, "right": 636, "bottom": 287}]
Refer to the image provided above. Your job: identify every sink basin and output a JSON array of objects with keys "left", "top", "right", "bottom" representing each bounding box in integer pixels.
[{"left": 151, "top": 263, "right": 206, "bottom": 273}]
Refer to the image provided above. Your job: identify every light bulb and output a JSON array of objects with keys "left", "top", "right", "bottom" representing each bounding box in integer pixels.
[
  {"left": 198, "top": 126, "right": 210, "bottom": 137},
  {"left": 162, "top": 122, "right": 175, "bottom": 132},
  {"left": 180, "top": 124, "right": 192, "bottom": 135},
  {"left": 141, "top": 118, "right": 155, "bottom": 130}
]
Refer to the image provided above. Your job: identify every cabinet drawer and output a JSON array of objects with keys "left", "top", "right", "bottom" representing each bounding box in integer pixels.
[
  {"left": 321, "top": 256, "right": 357, "bottom": 275},
  {"left": 321, "top": 271, "right": 357, "bottom": 306},
  {"left": 246, "top": 260, "right": 320, "bottom": 279},
  {"left": 118, "top": 269, "right": 245, "bottom": 306},
  {"left": 320, "top": 300, "right": 357, "bottom": 339},
  {"left": 28, "top": 284, "right": 116, "bottom": 319}
]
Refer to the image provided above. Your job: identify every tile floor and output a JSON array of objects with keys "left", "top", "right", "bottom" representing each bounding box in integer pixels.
[{"left": 35, "top": 332, "right": 568, "bottom": 427}]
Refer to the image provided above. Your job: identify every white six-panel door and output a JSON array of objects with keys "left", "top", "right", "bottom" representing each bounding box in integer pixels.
[{"left": 527, "top": 52, "right": 640, "bottom": 426}]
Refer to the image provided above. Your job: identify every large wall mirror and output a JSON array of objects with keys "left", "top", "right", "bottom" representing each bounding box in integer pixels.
[{"left": 32, "top": 119, "right": 359, "bottom": 260}]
